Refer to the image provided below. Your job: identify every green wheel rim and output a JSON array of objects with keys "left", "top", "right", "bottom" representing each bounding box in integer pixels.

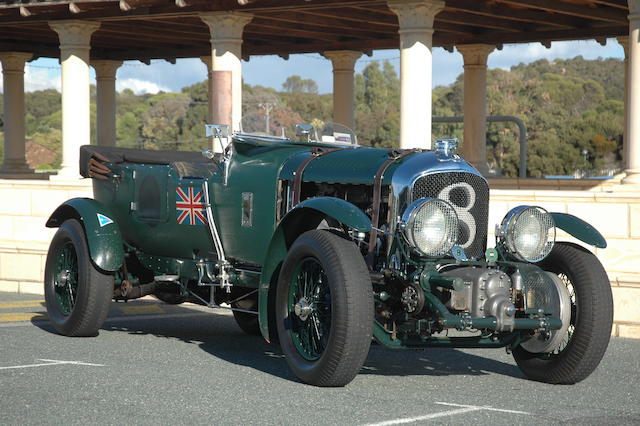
[
  {"left": 54, "top": 240, "right": 79, "bottom": 316},
  {"left": 288, "top": 257, "right": 332, "bottom": 361}
]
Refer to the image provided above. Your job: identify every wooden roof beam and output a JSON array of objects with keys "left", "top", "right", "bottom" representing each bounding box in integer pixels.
[
  {"left": 444, "top": 0, "right": 590, "bottom": 28},
  {"left": 590, "top": 0, "right": 629, "bottom": 10},
  {"left": 301, "top": 8, "right": 397, "bottom": 27},
  {"left": 437, "top": 11, "right": 531, "bottom": 32},
  {"left": 250, "top": 17, "right": 363, "bottom": 41},
  {"left": 496, "top": 0, "right": 628, "bottom": 24},
  {"left": 257, "top": 11, "right": 396, "bottom": 37},
  {"left": 451, "top": 24, "right": 627, "bottom": 45}
]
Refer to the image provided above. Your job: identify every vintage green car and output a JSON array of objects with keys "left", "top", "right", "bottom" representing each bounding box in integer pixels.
[{"left": 44, "top": 124, "right": 613, "bottom": 387}]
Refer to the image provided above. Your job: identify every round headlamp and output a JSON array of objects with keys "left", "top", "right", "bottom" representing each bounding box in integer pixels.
[
  {"left": 400, "top": 198, "right": 459, "bottom": 257},
  {"left": 497, "top": 206, "right": 555, "bottom": 262}
]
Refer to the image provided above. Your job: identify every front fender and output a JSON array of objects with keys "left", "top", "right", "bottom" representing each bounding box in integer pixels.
[
  {"left": 46, "top": 198, "right": 124, "bottom": 272},
  {"left": 550, "top": 212, "right": 607, "bottom": 249},
  {"left": 258, "top": 197, "right": 372, "bottom": 341}
]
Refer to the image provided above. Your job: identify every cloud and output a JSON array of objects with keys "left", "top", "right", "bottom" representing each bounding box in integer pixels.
[
  {"left": 116, "top": 78, "right": 170, "bottom": 94},
  {"left": 488, "top": 39, "right": 625, "bottom": 70},
  {"left": 116, "top": 58, "right": 207, "bottom": 93},
  {"left": 25, "top": 66, "right": 61, "bottom": 92}
]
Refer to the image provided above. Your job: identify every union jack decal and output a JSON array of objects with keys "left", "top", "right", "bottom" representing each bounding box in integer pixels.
[{"left": 176, "top": 187, "right": 207, "bottom": 226}]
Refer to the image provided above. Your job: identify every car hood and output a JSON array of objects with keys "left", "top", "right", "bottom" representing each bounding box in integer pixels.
[{"left": 278, "top": 146, "right": 475, "bottom": 185}]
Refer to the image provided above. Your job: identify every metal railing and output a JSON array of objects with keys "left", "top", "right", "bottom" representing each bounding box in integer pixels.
[{"left": 433, "top": 115, "right": 528, "bottom": 178}]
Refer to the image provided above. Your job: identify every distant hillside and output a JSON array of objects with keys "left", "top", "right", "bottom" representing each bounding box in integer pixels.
[
  {"left": 433, "top": 56, "right": 624, "bottom": 177},
  {"left": 0, "top": 56, "right": 624, "bottom": 178}
]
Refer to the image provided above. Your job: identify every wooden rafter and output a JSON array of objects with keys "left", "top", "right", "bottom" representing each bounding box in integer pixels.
[{"left": 0, "top": 0, "right": 629, "bottom": 60}]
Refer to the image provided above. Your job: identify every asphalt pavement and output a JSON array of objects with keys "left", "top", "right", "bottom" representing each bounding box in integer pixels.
[{"left": 1, "top": 291, "right": 639, "bottom": 425}]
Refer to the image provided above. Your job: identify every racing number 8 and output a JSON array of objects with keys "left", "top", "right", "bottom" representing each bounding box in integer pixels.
[{"left": 438, "top": 182, "right": 476, "bottom": 248}]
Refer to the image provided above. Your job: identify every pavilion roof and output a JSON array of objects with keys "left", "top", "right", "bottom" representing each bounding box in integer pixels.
[{"left": 0, "top": 0, "right": 630, "bottom": 61}]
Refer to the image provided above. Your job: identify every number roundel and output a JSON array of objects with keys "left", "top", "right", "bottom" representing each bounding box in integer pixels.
[{"left": 438, "top": 182, "right": 476, "bottom": 248}]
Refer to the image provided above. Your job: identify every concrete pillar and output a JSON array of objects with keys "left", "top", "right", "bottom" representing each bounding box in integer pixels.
[
  {"left": 49, "top": 20, "right": 100, "bottom": 179},
  {"left": 199, "top": 12, "right": 252, "bottom": 140},
  {"left": 617, "top": 36, "right": 629, "bottom": 173},
  {"left": 199, "top": 56, "right": 214, "bottom": 124},
  {"left": 92, "top": 60, "right": 122, "bottom": 147},
  {"left": 0, "top": 52, "right": 34, "bottom": 178},
  {"left": 388, "top": 0, "right": 444, "bottom": 149},
  {"left": 456, "top": 44, "right": 495, "bottom": 175},
  {"left": 323, "top": 50, "right": 362, "bottom": 130},
  {"left": 623, "top": 0, "right": 640, "bottom": 184}
]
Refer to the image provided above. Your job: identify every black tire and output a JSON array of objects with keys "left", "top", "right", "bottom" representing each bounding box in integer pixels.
[
  {"left": 513, "top": 242, "right": 613, "bottom": 384},
  {"left": 231, "top": 292, "right": 261, "bottom": 336},
  {"left": 232, "top": 311, "right": 261, "bottom": 336},
  {"left": 276, "top": 230, "right": 373, "bottom": 387},
  {"left": 44, "top": 219, "right": 114, "bottom": 337},
  {"left": 154, "top": 292, "right": 187, "bottom": 305}
]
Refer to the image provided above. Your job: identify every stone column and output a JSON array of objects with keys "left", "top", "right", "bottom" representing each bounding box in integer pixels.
[
  {"left": 199, "top": 12, "right": 252, "bottom": 139},
  {"left": 323, "top": 50, "right": 362, "bottom": 130},
  {"left": 49, "top": 20, "right": 100, "bottom": 179},
  {"left": 199, "top": 56, "right": 214, "bottom": 124},
  {"left": 388, "top": 0, "right": 444, "bottom": 149},
  {"left": 623, "top": 1, "right": 640, "bottom": 184},
  {"left": 0, "top": 52, "right": 34, "bottom": 178},
  {"left": 622, "top": 0, "right": 640, "bottom": 184},
  {"left": 92, "top": 60, "right": 122, "bottom": 147},
  {"left": 617, "top": 36, "right": 629, "bottom": 173},
  {"left": 457, "top": 44, "right": 495, "bottom": 175}
]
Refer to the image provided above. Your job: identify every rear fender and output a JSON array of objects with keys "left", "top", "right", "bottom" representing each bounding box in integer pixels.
[
  {"left": 46, "top": 198, "right": 124, "bottom": 272},
  {"left": 550, "top": 212, "right": 607, "bottom": 249},
  {"left": 258, "top": 197, "right": 371, "bottom": 341}
]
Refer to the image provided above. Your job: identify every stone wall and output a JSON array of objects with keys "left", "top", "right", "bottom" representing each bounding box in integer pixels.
[
  {"left": 0, "top": 179, "right": 92, "bottom": 294},
  {"left": 488, "top": 178, "right": 640, "bottom": 339},
  {"left": 0, "top": 177, "right": 638, "bottom": 337}
]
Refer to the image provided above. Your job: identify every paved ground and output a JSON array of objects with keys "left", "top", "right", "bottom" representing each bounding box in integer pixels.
[{"left": 1, "top": 291, "right": 638, "bottom": 426}]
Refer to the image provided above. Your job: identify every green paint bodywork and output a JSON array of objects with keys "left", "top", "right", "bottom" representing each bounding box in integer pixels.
[
  {"left": 258, "top": 196, "right": 373, "bottom": 340},
  {"left": 279, "top": 147, "right": 400, "bottom": 185},
  {"left": 550, "top": 212, "right": 607, "bottom": 248},
  {"left": 46, "top": 134, "right": 606, "bottom": 352},
  {"left": 46, "top": 198, "right": 124, "bottom": 272}
]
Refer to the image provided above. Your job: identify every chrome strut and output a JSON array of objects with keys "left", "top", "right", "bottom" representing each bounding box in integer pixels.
[{"left": 201, "top": 182, "right": 231, "bottom": 293}]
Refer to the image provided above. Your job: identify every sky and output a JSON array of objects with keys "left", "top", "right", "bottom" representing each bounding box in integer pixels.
[{"left": 0, "top": 38, "right": 626, "bottom": 95}]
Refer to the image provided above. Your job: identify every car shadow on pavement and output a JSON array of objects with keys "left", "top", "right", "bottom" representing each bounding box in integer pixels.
[
  {"left": 362, "top": 343, "right": 524, "bottom": 378},
  {"left": 32, "top": 301, "right": 523, "bottom": 383}
]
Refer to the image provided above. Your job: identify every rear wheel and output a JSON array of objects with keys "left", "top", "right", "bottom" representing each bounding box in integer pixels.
[
  {"left": 513, "top": 243, "right": 613, "bottom": 384},
  {"left": 154, "top": 292, "right": 187, "bottom": 305},
  {"left": 232, "top": 293, "right": 261, "bottom": 336},
  {"left": 276, "top": 230, "right": 373, "bottom": 387},
  {"left": 44, "top": 219, "right": 113, "bottom": 336}
]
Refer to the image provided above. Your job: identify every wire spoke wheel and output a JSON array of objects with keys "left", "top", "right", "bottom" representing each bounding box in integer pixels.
[
  {"left": 53, "top": 241, "right": 79, "bottom": 316},
  {"left": 288, "top": 257, "right": 331, "bottom": 361},
  {"left": 44, "top": 219, "right": 114, "bottom": 337},
  {"left": 513, "top": 243, "right": 613, "bottom": 384},
  {"left": 276, "top": 230, "right": 373, "bottom": 387}
]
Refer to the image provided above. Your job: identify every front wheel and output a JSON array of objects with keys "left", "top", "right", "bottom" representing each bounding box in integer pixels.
[
  {"left": 44, "top": 219, "right": 114, "bottom": 336},
  {"left": 276, "top": 230, "right": 373, "bottom": 387},
  {"left": 513, "top": 243, "right": 613, "bottom": 384}
]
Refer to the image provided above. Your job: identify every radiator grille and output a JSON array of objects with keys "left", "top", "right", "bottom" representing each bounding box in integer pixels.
[{"left": 412, "top": 172, "right": 489, "bottom": 259}]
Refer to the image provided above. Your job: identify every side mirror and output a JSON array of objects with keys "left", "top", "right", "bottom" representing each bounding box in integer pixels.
[
  {"left": 202, "top": 150, "right": 216, "bottom": 160},
  {"left": 295, "top": 123, "right": 315, "bottom": 142},
  {"left": 205, "top": 124, "right": 229, "bottom": 138},
  {"left": 205, "top": 124, "right": 231, "bottom": 154}
]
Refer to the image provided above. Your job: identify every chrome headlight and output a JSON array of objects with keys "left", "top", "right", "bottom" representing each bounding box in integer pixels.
[
  {"left": 497, "top": 206, "right": 555, "bottom": 262},
  {"left": 400, "top": 198, "right": 459, "bottom": 257}
]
